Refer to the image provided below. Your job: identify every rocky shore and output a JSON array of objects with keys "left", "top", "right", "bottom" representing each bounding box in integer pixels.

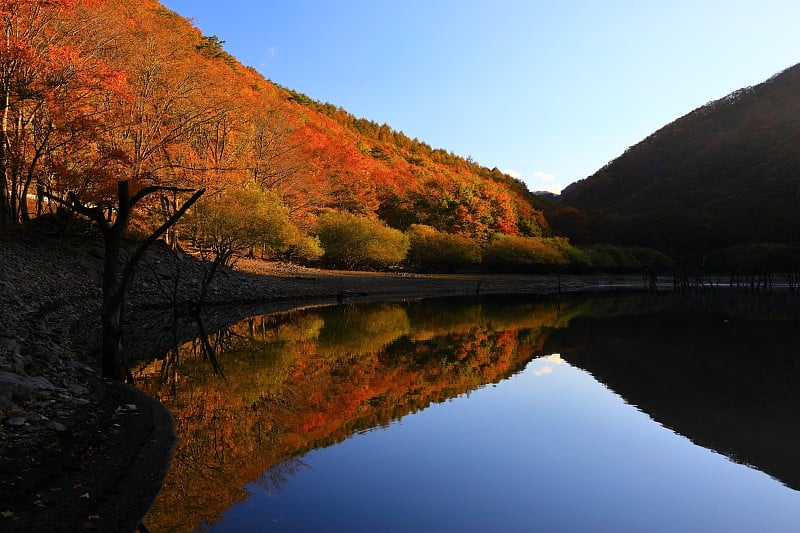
[{"left": 0, "top": 225, "right": 613, "bottom": 532}]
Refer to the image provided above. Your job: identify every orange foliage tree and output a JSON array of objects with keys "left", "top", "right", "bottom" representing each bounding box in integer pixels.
[{"left": 0, "top": 0, "right": 127, "bottom": 224}]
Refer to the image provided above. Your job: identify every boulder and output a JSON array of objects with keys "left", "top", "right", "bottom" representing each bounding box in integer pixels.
[{"left": 0, "top": 371, "right": 36, "bottom": 401}]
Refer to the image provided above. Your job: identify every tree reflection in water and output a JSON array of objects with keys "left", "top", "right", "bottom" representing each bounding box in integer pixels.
[
  {"left": 137, "top": 296, "right": 570, "bottom": 531},
  {"left": 136, "top": 292, "right": 800, "bottom": 532}
]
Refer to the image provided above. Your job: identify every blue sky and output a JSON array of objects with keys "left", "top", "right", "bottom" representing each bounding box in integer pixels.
[{"left": 160, "top": 0, "right": 800, "bottom": 193}]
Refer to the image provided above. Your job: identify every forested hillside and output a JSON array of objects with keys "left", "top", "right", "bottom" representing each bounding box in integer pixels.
[
  {"left": 557, "top": 63, "right": 800, "bottom": 262},
  {"left": 2, "top": 0, "right": 579, "bottom": 272}
]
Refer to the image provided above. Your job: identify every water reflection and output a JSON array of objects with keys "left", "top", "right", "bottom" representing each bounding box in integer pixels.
[
  {"left": 136, "top": 292, "right": 800, "bottom": 531},
  {"left": 137, "top": 296, "right": 573, "bottom": 531},
  {"left": 542, "top": 291, "right": 800, "bottom": 491}
]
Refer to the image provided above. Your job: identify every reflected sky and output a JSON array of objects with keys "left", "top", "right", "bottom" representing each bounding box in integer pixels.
[{"left": 209, "top": 354, "right": 800, "bottom": 532}]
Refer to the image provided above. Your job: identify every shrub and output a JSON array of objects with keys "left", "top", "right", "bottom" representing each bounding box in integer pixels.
[
  {"left": 185, "top": 187, "right": 320, "bottom": 265},
  {"left": 584, "top": 245, "right": 672, "bottom": 272},
  {"left": 706, "top": 242, "right": 800, "bottom": 274},
  {"left": 315, "top": 210, "right": 409, "bottom": 270},
  {"left": 282, "top": 232, "right": 324, "bottom": 263},
  {"left": 406, "top": 224, "right": 481, "bottom": 273},
  {"left": 552, "top": 237, "right": 593, "bottom": 270},
  {"left": 482, "top": 235, "right": 570, "bottom": 272}
]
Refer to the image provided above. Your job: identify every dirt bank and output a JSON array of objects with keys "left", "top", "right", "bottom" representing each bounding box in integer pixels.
[{"left": 0, "top": 226, "right": 620, "bottom": 531}]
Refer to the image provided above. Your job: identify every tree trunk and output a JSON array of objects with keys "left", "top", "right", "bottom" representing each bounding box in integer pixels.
[
  {"left": 101, "top": 303, "right": 124, "bottom": 380},
  {"left": 100, "top": 213, "right": 126, "bottom": 381},
  {"left": 0, "top": 191, "right": 10, "bottom": 226},
  {"left": 0, "top": 90, "right": 9, "bottom": 226}
]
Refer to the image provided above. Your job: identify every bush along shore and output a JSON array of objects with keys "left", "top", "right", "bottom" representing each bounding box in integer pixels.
[{"left": 0, "top": 225, "right": 625, "bottom": 532}]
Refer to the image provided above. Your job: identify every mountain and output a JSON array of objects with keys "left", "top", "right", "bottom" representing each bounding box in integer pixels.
[
  {"left": 0, "top": 0, "right": 546, "bottom": 243},
  {"left": 558, "top": 64, "right": 800, "bottom": 255}
]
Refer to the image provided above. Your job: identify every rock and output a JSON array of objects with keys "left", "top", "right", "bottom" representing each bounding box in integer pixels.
[
  {"left": 66, "top": 382, "right": 89, "bottom": 396},
  {"left": 113, "top": 403, "right": 138, "bottom": 417},
  {"left": 4, "top": 416, "right": 27, "bottom": 427},
  {"left": 0, "top": 336, "right": 21, "bottom": 355},
  {"left": 12, "top": 358, "right": 25, "bottom": 373},
  {"left": 30, "top": 376, "right": 56, "bottom": 391},
  {"left": 0, "top": 371, "right": 36, "bottom": 401},
  {"left": 48, "top": 421, "right": 67, "bottom": 432}
]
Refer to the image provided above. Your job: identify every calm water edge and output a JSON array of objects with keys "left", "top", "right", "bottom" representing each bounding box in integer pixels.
[{"left": 137, "top": 292, "right": 800, "bottom": 532}]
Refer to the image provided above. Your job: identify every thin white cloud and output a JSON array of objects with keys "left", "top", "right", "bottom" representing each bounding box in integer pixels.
[
  {"left": 533, "top": 171, "right": 564, "bottom": 194},
  {"left": 532, "top": 354, "right": 564, "bottom": 376},
  {"left": 533, "top": 170, "right": 556, "bottom": 183},
  {"left": 504, "top": 169, "right": 563, "bottom": 194},
  {"left": 546, "top": 353, "right": 564, "bottom": 365}
]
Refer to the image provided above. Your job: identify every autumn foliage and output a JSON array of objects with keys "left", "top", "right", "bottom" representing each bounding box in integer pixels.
[
  {"left": 186, "top": 187, "right": 321, "bottom": 265},
  {"left": 0, "top": 0, "right": 581, "bottom": 273}
]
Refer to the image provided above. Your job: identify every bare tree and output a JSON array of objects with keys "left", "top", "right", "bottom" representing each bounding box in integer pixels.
[{"left": 46, "top": 180, "right": 204, "bottom": 381}]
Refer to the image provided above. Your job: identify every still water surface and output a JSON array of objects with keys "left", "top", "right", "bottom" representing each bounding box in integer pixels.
[{"left": 138, "top": 293, "right": 800, "bottom": 532}]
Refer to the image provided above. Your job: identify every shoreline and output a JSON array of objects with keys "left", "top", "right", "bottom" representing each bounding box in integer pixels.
[
  {"left": 2, "top": 229, "right": 796, "bottom": 530},
  {"left": 0, "top": 233, "right": 612, "bottom": 531},
  {"left": 0, "top": 230, "right": 652, "bottom": 531}
]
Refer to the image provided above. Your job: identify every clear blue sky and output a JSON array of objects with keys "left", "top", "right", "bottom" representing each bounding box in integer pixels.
[{"left": 160, "top": 0, "right": 800, "bottom": 193}]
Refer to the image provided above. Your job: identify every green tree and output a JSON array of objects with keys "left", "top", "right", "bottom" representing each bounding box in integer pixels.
[
  {"left": 315, "top": 210, "right": 409, "bottom": 270},
  {"left": 482, "top": 235, "right": 570, "bottom": 272},
  {"left": 406, "top": 224, "right": 481, "bottom": 273},
  {"left": 187, "top": 186, "right": 320, "bottom": 265}
]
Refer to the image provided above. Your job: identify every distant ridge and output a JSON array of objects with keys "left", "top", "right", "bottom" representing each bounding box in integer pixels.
[
  {"left": 532, "top": 191, "right": 559, "bottom": 199},
  {"left": 559, "top": 63, "right": 800, "bottom": 254}
]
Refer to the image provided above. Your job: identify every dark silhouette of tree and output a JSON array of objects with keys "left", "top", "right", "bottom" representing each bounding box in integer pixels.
[{"left": 45, "top": 181, "right": 204, "bottom": 380}]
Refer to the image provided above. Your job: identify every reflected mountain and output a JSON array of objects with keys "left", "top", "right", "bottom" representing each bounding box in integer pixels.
[{"left": 543, "top": 292, "right": 800, "bottom": 490}]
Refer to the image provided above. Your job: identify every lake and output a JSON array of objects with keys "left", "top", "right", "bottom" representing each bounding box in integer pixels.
[{"left": 136, "top": 292, "right": 800, "bottom": 532}]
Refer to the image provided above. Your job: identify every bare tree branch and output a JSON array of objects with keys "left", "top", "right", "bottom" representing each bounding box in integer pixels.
[
  {"left": 41, "top": 190, "right": 109, "bottom": 230},
  {"left": 115, "top": 187, "right": 205, "bottom": 308},
  {"left": 130, "top": 184, "right": 197, "bottom": 207}
]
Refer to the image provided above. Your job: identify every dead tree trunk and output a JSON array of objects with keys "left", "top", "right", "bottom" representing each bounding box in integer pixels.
[{"left": 45, "top": 180, "right": 204, "bottom": 381}]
